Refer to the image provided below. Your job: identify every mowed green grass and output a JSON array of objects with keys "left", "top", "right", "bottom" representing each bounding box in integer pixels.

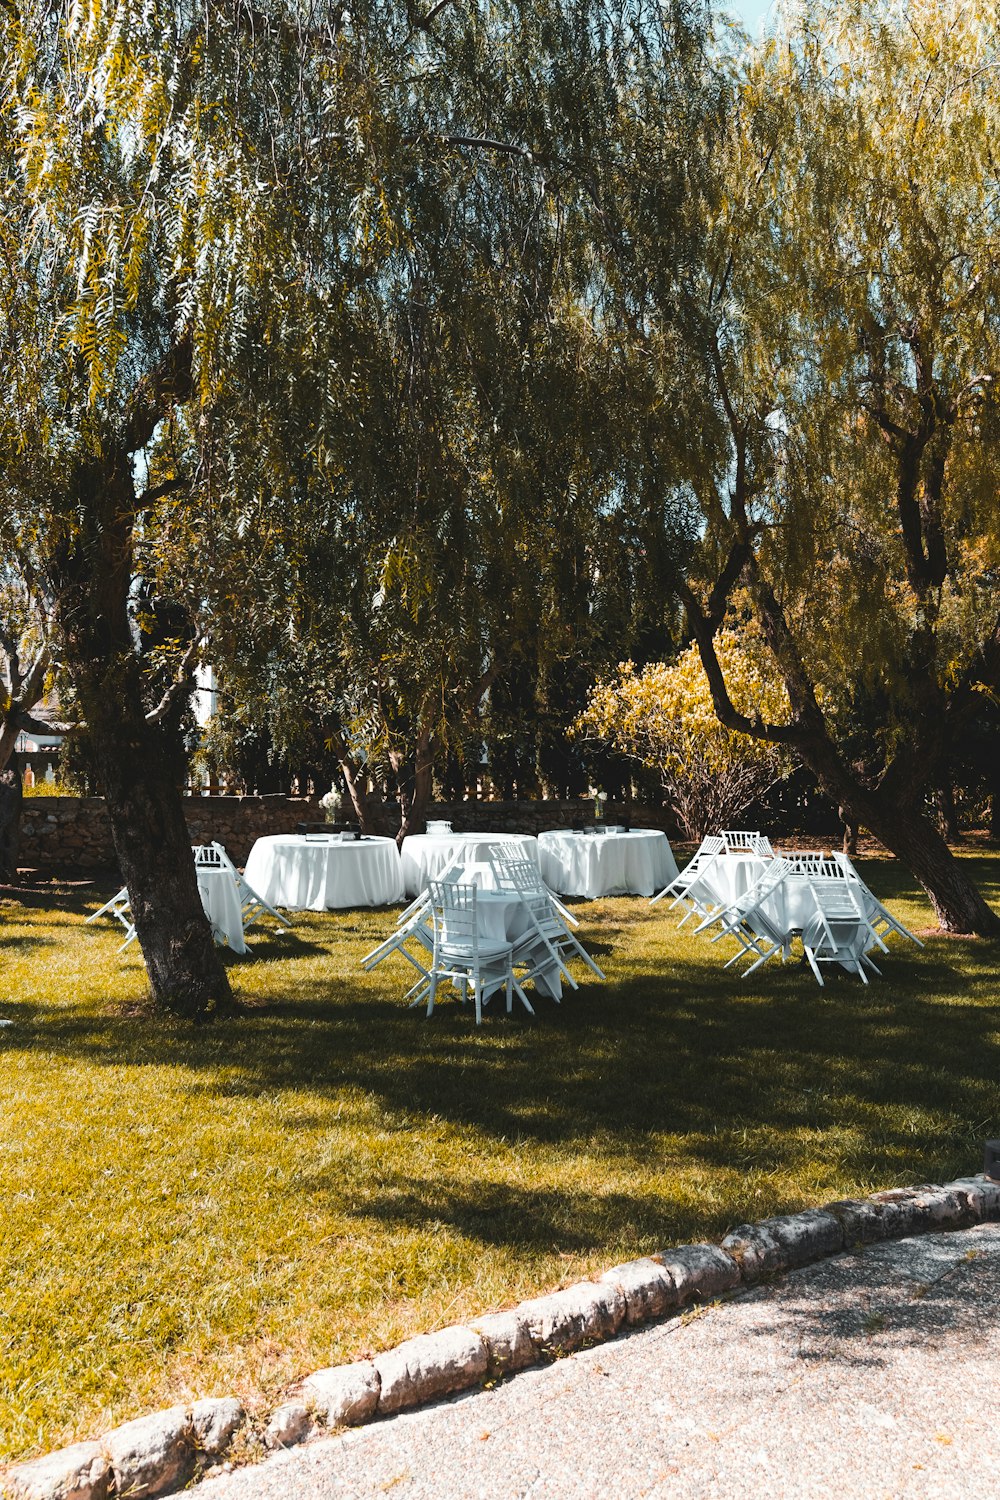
[{"left": 2, "top": 854, "right": 999, "bottom": 1462}]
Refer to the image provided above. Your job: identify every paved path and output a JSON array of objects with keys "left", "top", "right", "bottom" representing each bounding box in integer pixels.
[{"left": 193, "top": 1224, "right": 1000, "bottom": 1499}]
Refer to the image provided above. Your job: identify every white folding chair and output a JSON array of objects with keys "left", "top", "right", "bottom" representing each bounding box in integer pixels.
[
  {"left": 86, "top": 886, "right": 132, "bottom": 935},
  {"left": 362, "top": 915, "right": 434, "bottom": 1003},
  {"left": 833, "top": 853, "right": 924, "bottom": 948},
  {"left": 650, "top": 834, "right": 725, "bottom": 913},
  {"left": 801, "top": 876, "right": 887, "bottom": 985},
  {"left": 424, "top": 880, "right": 532, "bottom": 1024},
  {"left": 490, "top": 854, "right": 605, "bottom": 982},
  {"left": 395, "top": 854, "right": 465, "bottom": 926},
  {"left": 196, "top": 841, "right": 291, "bottom": 932},
  {"left": 483, "top": 842, "right": 580, "bottom": 927},
  {"left": 696, "top": 858, "right": 796, "bottom": 977},
  {"left": 721, "top": 830, "right": 774, "bottom": 857}
]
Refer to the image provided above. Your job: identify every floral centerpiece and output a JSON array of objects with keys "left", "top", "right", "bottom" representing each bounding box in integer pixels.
[
  {"left": 586, "top": 785, "right": 608, "bottom": 822},
  {"left": 320, "top": 785, "right": 344, "bottom": 823}
]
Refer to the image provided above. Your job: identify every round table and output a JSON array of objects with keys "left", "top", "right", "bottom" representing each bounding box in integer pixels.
[
  {"left": 399, "top": 832, "right": 539, "bottom": 898},
  {"left": 537, "top": 829, "right": 678, "bottom": 898},
  {"left": 243, "top": 834, "right": 404, "bottom": 911}
]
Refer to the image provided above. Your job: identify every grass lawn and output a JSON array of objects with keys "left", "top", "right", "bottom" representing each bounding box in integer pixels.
[{"left": 2, "top": 852, "right": 1000, "bottom": 1463}]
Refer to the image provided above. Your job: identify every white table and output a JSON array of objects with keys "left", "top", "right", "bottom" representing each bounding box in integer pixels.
[
  {"left": 400, "top": 832, "right": 539, "bottom": 898},
  {"left": 196, "top": 867, "right": 246, "bottom": 954},
  {"left": 538, "top": 829, "right": 678, "bottom": 898},
  {"left": 243, "top": 834, "right": 404, "bottom": 911},
  {"left": 706, "top": 853, "right": 768, "bottom": 908}
]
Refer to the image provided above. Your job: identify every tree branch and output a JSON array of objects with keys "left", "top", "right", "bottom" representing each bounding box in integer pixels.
[
  {"left": 120, "top": 335, "right": 195, "bottom": 456},
  {"left": 144, "top": 634, "right": 203, "bottom": 725},
  {"left": 680, "top": 583, "right": 802, "bottom": 747},
  {"left": 136, "top": 477, "right": 190, "bottom": 511}
]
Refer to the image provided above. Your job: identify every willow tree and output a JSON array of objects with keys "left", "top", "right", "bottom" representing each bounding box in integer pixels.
[
  {"left": 0, "top": 0, "right": 427, "bottom": 1012},
  {"left": 202, "top": 0, "right": 713, "bottom": 840},
  {"left": 666, "top": 0, "right": 1000, "bottom": 933}
]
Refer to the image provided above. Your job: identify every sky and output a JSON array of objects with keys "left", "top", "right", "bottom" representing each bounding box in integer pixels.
[{"left": 725, "top": 0, "right": 776, "bottom": 32}]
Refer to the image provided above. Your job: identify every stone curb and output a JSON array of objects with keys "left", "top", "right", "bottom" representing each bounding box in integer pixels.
[{"left": 5, "top": 1175, "right": 999, "bottom": 1499}]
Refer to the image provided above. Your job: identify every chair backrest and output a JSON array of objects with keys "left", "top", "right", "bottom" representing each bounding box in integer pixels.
[
  {"left": 428, "top": 880, "right": 480, "bottom": 954},
  {"left": 193, "top": 843, "right": 225, "bottom": 869},
  {"left": 737, "top": 856, "right": 794, "bottom": 909},
  {"left": 781, "top": 852, "right": 841, "bottom": 879},
  {"left": 809, "top": 875, "right": 863, "bottom": 915},
  {"left": 721, "top": 830, "right": 772, "bottom": 856},
  {"left": 489, "top": 853, "right": 545, "bottom": 896},
  {"left": 691, "top": 835, "right": 726, "bottom": 866}
]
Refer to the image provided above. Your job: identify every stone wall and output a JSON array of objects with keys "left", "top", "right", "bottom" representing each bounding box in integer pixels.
[
  {"left": 21, "top": 794, "right": 324, "bottom": 875},
  {"left": 19, "top": 795, "right": 678, "bottom": 875}
]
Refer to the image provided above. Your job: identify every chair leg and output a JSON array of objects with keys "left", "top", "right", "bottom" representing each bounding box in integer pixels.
[
  {"left": 474, "top": 977, "right": 482, "bottom": 1026},
  {"left": 803, "top": 948, "right": 824, "bottom": 986},
  {"left": 426, "top": 972, "right": 440, "bottom": 1017},
  {"left": 513, "top": 977, "right": 535, "bottom": 1014}
]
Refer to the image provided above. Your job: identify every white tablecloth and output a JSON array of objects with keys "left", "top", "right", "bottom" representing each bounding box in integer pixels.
[
  {"left": 196, "top": 867, "right": 246, "bottom": 954},
  {"left": 400, "top": 832, "right": 539, "bottom": 898},
  {"left": 538, "top": 829, "right": 678, "bottom": 898},
  {"left": 244, "top": 835, "right": 404, "bottom": 911},
  {"left": 706, "top": 854, "right": 769, "bottom": 908}
]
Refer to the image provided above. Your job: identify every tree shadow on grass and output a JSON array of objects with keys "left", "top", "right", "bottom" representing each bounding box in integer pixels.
[{"left": 5, "top": 852, "right": 1000, "bottom": 1258}]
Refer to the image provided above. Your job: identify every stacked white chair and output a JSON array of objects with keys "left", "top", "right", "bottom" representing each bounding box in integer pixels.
[
  {"left": 800, "top": 875, "right": 887, "bottom": 985},
  {"left": 696, "top": 856, "right": 795, "bottom": 974},
  {"left": 650, "top": 834, "right": 726, "bottom": 923},
  {"left": 361, "top": 857, "right": 465, "bottom": 997},
  {"left": 424, "top": 879, "right": 532, "bottom": 1025},
  {"left": 194, "top": 842, "right": 290, "bottom": 932},
  {"left": 489, "top": 852, "right": 605, "bottom": 983},
  {"left": 483, "top": 841, "right": 580, "bottom": 926},
  {"left": 833, "top": 853, "right": 924, "bottom": 948}
]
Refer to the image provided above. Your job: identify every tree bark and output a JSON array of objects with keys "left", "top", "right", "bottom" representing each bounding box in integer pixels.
[
  {"left": 0, "top": 767, "right": 22, "bottom": 882},
  {"left": 339, "top": 755, "right": 393, "bottom": 836},
  {"left": 390, "top": 727, "right": 437, "bottom": 846},
  {"left": 934, "top": 780, "right": 960, "bottom": 843},
  {"left": 49, "top": 455, "right": 232, "bottom": 1019}
]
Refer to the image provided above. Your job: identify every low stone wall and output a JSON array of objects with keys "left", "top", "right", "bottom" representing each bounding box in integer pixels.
[
  {"left": 18, "top": 795, "right": 677, "bottom": 876},
  {"left": 20, "top": 795, "right": 323, "bottom": 875}
]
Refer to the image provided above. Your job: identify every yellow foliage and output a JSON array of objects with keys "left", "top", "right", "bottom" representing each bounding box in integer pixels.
[
  {"left": 576, "top": 632, "right": 793, "bottom": 837},
  {"left": 577, "top": 630, "right": 791, "bottom": 780}
]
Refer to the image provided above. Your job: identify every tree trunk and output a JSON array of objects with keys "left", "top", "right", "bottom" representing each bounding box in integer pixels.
[
  {"left": 50, "top": 454, "right": 232, "bottom": 1019},
  {"left": 838, "top": 804, "right": 859, "bottom": 858},
  {"left": 392, "top": 740, "right": 435, "bottom": 847},
  {"left": 0, "top": 767, "right": 22, "bottom": 882},
  {"left": 989, "top": 764, "right": 1000, "bottom": 843},
  {"left": 85, "top": 682, "right": 234, "bottom": 1017},
  {"left": 934, "top": 780, "right": 960, "bottom": 843},
  {"left": 832, "top": 779, "right": 998, "bottom": 935},
  {"left": 339, "top": 756, "right": 393, "bottom": 836}
]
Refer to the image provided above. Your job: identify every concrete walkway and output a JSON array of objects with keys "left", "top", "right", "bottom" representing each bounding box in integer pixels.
[{"left": 193, "top": 1224, "right": 1000, "bottom": 1499}]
